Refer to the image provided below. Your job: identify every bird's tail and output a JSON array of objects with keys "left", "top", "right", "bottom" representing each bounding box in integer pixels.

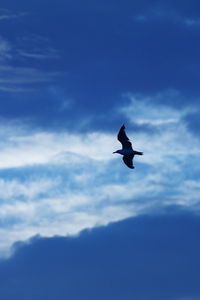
[{"left": 134, "top": 151, "right": 143, "bottom": 155}]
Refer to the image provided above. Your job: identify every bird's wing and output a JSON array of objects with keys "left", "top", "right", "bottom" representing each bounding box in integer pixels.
[
  {"left": 117, "top": 125, "right": 133, "bottom": 150},
  {"left": 123, "top": 155, "right": 134, "bottom": 169}
]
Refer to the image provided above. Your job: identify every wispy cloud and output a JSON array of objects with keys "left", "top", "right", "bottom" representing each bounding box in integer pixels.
[
  {"left": 0, "top": 35, "right": 61, "bottom": 91},
  {"left": 18, "top": 48, "right": 60, "bottom": 60},
  {"left": 120, "top": 91, "right": 197, "bottom": 127},
  {"left": 0, "top": 37, "right": 12, "bottom": 61},
  {"left": 134, "top": 7, "right": 178, "bottom": 23},
  {"left": 16, "top": 34, "right": 61, "bottom": 60},
  {"left": 0, "top": 9, "right": 26, "bottom": 21},
  {"left": 119, "top": 92, "right": 200, "bottom": 164},
  {"left": 184, "top": 18, "right": 200, "bottom": 27},
  {"left": 0, "top": 65, "right": 61, "bottom": 92},
  {"left": 134, "top": 7, "right": 200, "bottom": 29},
  {"left": 0, "top": 32, "right": 61, "bottom": 92}
]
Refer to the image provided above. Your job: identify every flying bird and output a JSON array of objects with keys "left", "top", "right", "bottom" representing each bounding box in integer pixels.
[{"left": 113, "top": 124, "right": 143, "bottom": 169}]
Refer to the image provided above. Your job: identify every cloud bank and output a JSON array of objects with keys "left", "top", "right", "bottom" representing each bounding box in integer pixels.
[{"left": 1, "top": 208, "right": 200, "bottom": 300}]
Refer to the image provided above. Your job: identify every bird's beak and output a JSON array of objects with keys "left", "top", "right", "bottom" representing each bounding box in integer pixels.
[{"left": 113, "top": 151, "right": 116, "bottom": 154}]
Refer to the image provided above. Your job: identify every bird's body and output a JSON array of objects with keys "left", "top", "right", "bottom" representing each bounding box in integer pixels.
[
  {"left": 113, "top": 125, "right": 143, "bottom": 169},
  {"left": 114, "top": 149, "right": 134, "bottom": 155}
]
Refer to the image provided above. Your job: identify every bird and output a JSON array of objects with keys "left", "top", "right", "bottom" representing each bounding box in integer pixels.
[{"left": 113, "top": 124, "right": 143, "bottom": 169}]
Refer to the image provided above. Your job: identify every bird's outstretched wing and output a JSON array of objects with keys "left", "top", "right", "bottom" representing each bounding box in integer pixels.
[
  {"left": 123, "top": 155, "right": 134, "bottom": 169},
  {"left": 117, "top": 124, "right": 133, "bottom": 150}
]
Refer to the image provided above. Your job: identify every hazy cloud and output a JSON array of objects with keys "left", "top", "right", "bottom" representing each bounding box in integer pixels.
[
  {"left": 0, "top": 37, "right": 12, "bottom": 61},
  {"left": 0, "top": 9, "right": 26, "bottom": 21}
]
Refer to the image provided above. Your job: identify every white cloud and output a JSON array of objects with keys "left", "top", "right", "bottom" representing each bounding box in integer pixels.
[
  {"left": 0, "top": 177, "right": 60, "bottom": 200},
  {"left": 0, "top": 92, "right": 200, "bottom": 256},
  {"left": 121, "top": 91, "right": 196, "bottom": 125},
  {"left": 119, "top": 93, "right": 200, "bottom": 164},
  {"left": 0, "top": 127, "right": 116, "bottom": 169}
]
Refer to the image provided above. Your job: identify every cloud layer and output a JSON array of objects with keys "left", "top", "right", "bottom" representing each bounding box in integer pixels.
[
  {"left": 1, "top": 208, "right": 200, "bottom": 300},
  {"left": 0, "top": 92, "right": 199, "bottom": 255}
]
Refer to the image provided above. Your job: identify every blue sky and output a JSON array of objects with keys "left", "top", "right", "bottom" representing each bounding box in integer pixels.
[{"left": 0, "top": 1, "right": 200, "bottom": 299}]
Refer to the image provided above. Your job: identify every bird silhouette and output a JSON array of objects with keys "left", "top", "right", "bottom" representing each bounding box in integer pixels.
[{"left": 113, "top": 125, "right": 143, "bottom": 169}]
